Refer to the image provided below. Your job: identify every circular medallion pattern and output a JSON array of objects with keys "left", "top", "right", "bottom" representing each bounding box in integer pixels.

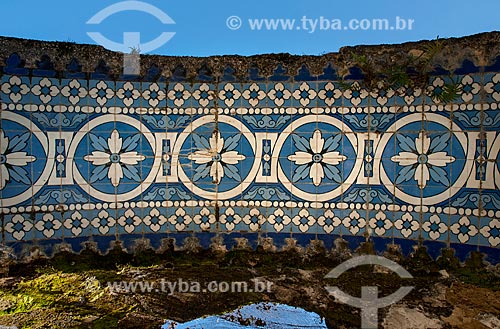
[
  {"left": 70, "top": 114, "right": 158, "bottom": 201},
  {"left": 378, "top": 113, "right": 470, "bottom": 205},
  {"left": 275, "top": 115, "right": 362, "bottom": 202},
  {"left": 174, "top": 115, "right": 260, "bottom": 200},
  {"left": 0, "top": 112, "right": 48, "bottom": 206}
]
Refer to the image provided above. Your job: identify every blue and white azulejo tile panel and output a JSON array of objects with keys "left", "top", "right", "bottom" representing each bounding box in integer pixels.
[{"left": 1, "top": 54, "right": 500, "bottom": 261}]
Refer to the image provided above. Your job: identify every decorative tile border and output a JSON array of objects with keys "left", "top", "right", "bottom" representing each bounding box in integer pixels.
[{"left": 1, "top": 52, "right": 500, "bottom": 262}]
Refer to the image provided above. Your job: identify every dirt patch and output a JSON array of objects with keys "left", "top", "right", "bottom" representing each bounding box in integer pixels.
[{"left": 0, "top": 246, "right": 498, "bottom": 328}]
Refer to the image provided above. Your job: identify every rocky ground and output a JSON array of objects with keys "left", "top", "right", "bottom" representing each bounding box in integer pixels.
[{"left": 0, "top": 241, "right": 499, "bottom": 329}]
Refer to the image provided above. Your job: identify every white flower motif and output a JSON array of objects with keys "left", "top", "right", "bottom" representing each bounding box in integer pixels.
[
  {"left": 368, "top": 211, "right": 392, "bottom": 236},
  {"left": 484, "top": 73, "right": 500, "bottom": 102},
  {"left": 426, "top": 77, "right": 446, "bottom": 103},
  {"left": 116, "top": 82, "right": 141, "bottom": 107},
  {"left": 31, "top": 77, "right": 59, "bottom": 104},
  {"left": 397, "top": 86, "right": 422, "bottom": 105},
  {"left": 343, "top": 82, "right": 368, "bottom": 106},
  {"left": 192, "top": 83, "right": 214, "bottom": 107},
  {"left": 317, "top": 209, "right": 341, "bottom": 234},
  {"left": 242, "top": 83, "right": 266, "bottom": 107},
  {"left": 267, "top": 208, "right": 291, "bottom": 232},
  {"left": 480, "top": 219, "right": 500, "bottom": 247},
  {"left": 422, "top": 215, "right": 448, "bottom": 240},
  {"left": 84, "top": 130, "right": 146, "bottom": 187},
  {"left": 143, "top": 208, "right": 167, "bottom": 232},
  {"left": 61, "top": 79, "right": 87, "bottom": 105},
  {"left": 63, "top": 211, "right": 90, "bottom": 236},
  {"left": 89, "top": 81, "right": 114, "bottom": 106},
  {"left": 450, "top": 216, "right": 478, "bottom": 243},
  {"left": 35, "top": 213, "right": 62, "bottom": 238},
  {"left": 5, "top": 214, "right": 33, "bottom": 240},
  {"left": 188, "top": 131, "right": 246, "bottom": 184},
  {"left": 91, "top": 210, "right": 116, "bottom": 235},
  {"left": 193, "top": 207, "right": 216, "bottom": 231},
  {"left": 1, "top": 76, "right": 30, "bottom": 103},
  {"left": 220, "top": 207, "right": 243, "bottom": 231},
  {"left": 243, "top": 208, "right": 264, "bottom": 231},
  {"left": 268, "top": 83, "right": 291, "bottom": 107},
  {"left": 394, "top": 212, "right": 420, "bottom": 238},
  {"left": 0, "top": 129, "right": 36, "bottom": 190},
  {"left": 391, "top": 131, "right": 455, "bottom": 189},
  {"left": 167, "top": 83, "right": 191, "bottom": 107},
  {"left": 318, "top": 82, "right": 342, "bottom": 106},
  {"left": 370, "top": 84, "right": 395, "bottom": 106},
  {"left": 292, "top": 82, "right": 317, "bottom": 107},
  {"left": 342, "top": 210, "right": 366, "bottom": 235},
  {"left": 288, "top": 129, "right": 346, "bottom": 186},
  {"left": 292, "top": 209, "right": 316, "bottom": 233},
  {"left": 460, "top": 75, "right": 481, "bottom": 102},
  {"left": 218, "top": 83, "right": 241, "bottom": 107},
  {"left": 142, "top": 83, "right": 166, "bottom": 107},
  {"left": 168, "top": 208, "right": 192, "bottom": 231},
  {"left": 117, "top": 209, "right": 141, "bottom": 234}
]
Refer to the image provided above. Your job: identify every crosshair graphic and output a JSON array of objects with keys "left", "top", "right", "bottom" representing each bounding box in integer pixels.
[
  {"left": 325, "top": 255, "right": 414, "bottom": 328},
  {"left": 86, "top": 1, "right": 176, "bottom": 74}
]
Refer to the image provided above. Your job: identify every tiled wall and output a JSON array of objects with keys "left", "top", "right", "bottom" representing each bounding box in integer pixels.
[{"left": 1, "top": 52, "right": 499, "bottom": 262}]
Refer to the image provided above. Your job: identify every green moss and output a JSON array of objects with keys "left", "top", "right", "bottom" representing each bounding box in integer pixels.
[
  {"left": 0, "top": 271, "right": 109, "bottom": 316},
  {"left": 91, "top": 305, "right": 135, "bottom": 329}
]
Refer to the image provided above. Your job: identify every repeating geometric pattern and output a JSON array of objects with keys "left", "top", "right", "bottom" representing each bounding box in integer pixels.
[{"left": 1, "top": 53, "right": 500, "bottom": 260}]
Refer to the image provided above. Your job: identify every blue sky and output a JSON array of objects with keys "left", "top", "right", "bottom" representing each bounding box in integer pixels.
[{"left": 0, "top": 0, "right": 498, "bottom": 56}]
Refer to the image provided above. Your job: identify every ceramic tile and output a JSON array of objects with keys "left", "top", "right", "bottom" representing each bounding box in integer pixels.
[{"left": 0, "top": 51, "right": 499, "bottom": 261}]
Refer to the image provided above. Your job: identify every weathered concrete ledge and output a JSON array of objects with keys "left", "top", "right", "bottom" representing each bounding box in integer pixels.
[
  {"left": 1, "top": 236, "right": 499, "bottom": 275},
  {"left": 0, "top": 32, "right": 499, "bottom": 80}
]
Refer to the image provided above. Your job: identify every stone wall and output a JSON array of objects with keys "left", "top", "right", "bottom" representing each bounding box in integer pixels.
[{"left": 0, "top": 32, "right": 499, "bottom": 263}]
